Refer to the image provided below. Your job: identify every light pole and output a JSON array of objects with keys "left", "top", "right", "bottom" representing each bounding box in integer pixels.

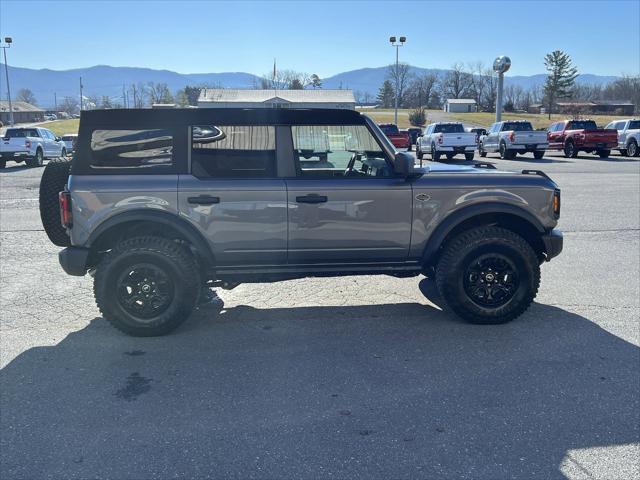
[
  {"left": 389, "top": 36, "right": 406, "bottom": 126},
  {"left": 493, "top": 55, "right": 511, "bottom": 122},
  {"left": 1, "top": 37, "right": 14, "bottom": 125}
]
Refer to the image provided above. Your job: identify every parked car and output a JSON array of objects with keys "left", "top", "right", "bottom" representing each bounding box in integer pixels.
[
  {"left": 547, "top": 119, "right": 618, "bottom": 158},
  {"left": 416, "top": 122, "right": 477, "bottom": 161},
  {"left": 604, "top": 118, "right": 639, "bottom": 157},
  {"left": 479, "top": 121, "right": 548, "bottom": 159},
  {"left": 0, "top": 127, "right": 66, "bottom": 168},
  {"left": 378, "top": 123, "right": 410, "bottom": 149},
  {"left": 38, "top": 107, "right": 562, "bottom": 336},
  {"left": 43, "top": 114, "right": 58, "bottom": 121},
  {"left": 60, "top": 133, "right": 78, "bottom": 154},
  {"left": 402, "top": 127, "right": 423, "bottom": 151},
  {"left": 466, "top": 127, "right": 487, "bottom": 142}
]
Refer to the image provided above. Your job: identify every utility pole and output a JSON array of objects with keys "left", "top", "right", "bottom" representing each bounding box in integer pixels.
[
  {"left": 79, "top": 76, "right": 84, "bottom": 111},
  {"left": 132, "top": 84, "right": 138, "bottom": 109},
  {"left": 1, "top": 37, "right": 14, "bottom": 125},
  {"left": 493, "top": 56, "right": 511, "bottom": 122},
  {"left": 54, "top": 92, "right": 58, "bottom": 112},
  {"left": 389, "top": 36, "right": 406, "bottom": 126},
  {"left": 122, "top": 83, "right": 127, "bottom": 108}
]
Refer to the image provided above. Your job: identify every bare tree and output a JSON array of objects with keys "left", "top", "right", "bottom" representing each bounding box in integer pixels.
[
  {"left": 147, "top": 82, "right": 174, "bottom": 104},
  {"left": 481, "top": 67, "right": 498, "bottom": 112},
  {"left": 59, "top": 96, "right": 79, "bottom": 114},
  {"left": 16, "top": 88, "right": 37, "bottom": 105},
  {"left": 407, "top": 72, "right": 438, "bottom": 108},
  {"left": 386, "top": 62, "right": 412, "bottom": 107},
  {"left": 441, "top": 63, "right": 473, "bottom": 100},
  {"left": 259, "top": 69, "right": 312, "bottom": 89},
  {"left": 129, "top": 83, "right": 148, "bottom": 108}
]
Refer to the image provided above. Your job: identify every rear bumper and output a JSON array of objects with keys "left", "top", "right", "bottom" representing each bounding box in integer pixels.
[
  {"left": 542, "top": 228, "right": 563, "bottom": 261},
  {"left": 438, "top": 146, "right": 475, "bottom": 152},
  {"left": 59, "top": 247, "right": 90, "bottom": 276},
  {"left": 511, "top": 143, "right": 548, "bottom": 151},
  {"left": 1, "top": 151, "right": 31, "bottom": 158},
  {"left": 576, "top": 142, "right": 617, "bottom": 149}
]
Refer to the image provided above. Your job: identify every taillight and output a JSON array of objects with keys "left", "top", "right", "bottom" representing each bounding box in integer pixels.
[
  {"left": 59, "top": 191, "right": 72, "bottom": 228},
  {"left": 437, "top": 134, "right": 443, "bottom": 144},
  {"left": 25, "top": 140, "right": 31, "bottom": 149},
  {"left": 553, "top": 189, "right": 561, "bottom": 218},
  {"left": 509, "top": 131, "right": 515, "bottom": 142}
]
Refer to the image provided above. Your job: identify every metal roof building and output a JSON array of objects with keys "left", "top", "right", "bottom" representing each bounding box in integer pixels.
[
  {"left": 198, "top": 89, "right": 356, "bottom": 110},
  {"left": 0, "top": 101, "right": 45, "bottom": 124},
  {"left": 443, "top": 98, "right": 477, "bottom": 113}
]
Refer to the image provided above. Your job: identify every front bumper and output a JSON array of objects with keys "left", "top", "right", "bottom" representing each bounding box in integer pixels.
[
  {"left": 59, "top": 247, "right": 90, "bottom": 276},
  {"left": 542, "top": 228, "right": 563, "bottom": 261}
]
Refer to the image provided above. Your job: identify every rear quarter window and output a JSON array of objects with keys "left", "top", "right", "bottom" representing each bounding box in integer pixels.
[{"left": 89, "top": 129, "right": 173, "bottom": 169}]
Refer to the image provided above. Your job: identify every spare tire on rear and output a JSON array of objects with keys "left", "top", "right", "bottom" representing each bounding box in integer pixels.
[{"left": 39, "top": 157, "right": 72, "bottom": 246}]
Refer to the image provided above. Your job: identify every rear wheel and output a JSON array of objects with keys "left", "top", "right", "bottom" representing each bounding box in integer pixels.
[
  {"left": 0, "top": 159, "right": 5, "bottom": 169},
  {"left": 61, "top": 147, "right": 67, "bottom": 158},
  {"left": 479, "top": 143, "right": 487, "bottom": 157},
  {"left": 94, "top": 236, "right": 200, "bottom": 337},
  {"left": 533, "top": 151, "right": 545, "bottom": 159},
  {"left": 563, "top": 141, "right": 578, "bottom": 158},
  {"left": 445, "top": 153, "right": 454, "bottom": 161},
  {"left": 39, "top": 157, "right": 72, "bottom": 246},
  {"left": 627, "top": 140, "right": 638, "bottom": 157},
  {"left": 26, "top": 148, "right": 44, "bottom": 168},
  {"left": 431, "top": 143, "right": 441, "bottom": 162},
  {"left": 464, "top": 152, "right": 474, "bottom": 161},
  {"left": 597, "top": 149, "right": 610, "bottom": 158},
  {"left": 435, "top": 226, "right": 540, "bottom": 324},
  {"left": 416, "top": 144, "right": 423, "bottom": 160},
  {"left": 499, "top": 142, "right": 514, "bottom": 160}
]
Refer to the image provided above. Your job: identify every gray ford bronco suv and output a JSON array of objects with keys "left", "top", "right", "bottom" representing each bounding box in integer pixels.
[{"left": 39, "top": 108, "right": 562, "bottom": 336}]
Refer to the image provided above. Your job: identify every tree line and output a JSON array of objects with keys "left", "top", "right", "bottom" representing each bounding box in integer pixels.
[{"left": 371, "top": 51, "right": 639, "bottom": 116}]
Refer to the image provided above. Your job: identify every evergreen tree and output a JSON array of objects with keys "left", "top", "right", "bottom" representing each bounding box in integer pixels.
[
  {"left": 543, "top": 50, "right": 578, "bottom": 119},
  {"left": 377, "top": 80, "right": 395, "bottom": 108}
]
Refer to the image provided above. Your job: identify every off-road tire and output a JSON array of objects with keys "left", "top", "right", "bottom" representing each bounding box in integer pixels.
[
  {"left": 597, "top": 149, "right": 610, "bottom": 158},
  {"left": 431, "top": 143, "right": 441, "bottom": 162},
  {"left": 435, "top": 226, "right": 540, "bottom": 325},
  {"left": 564, "top": 141, "right": 578, "bottom": 158},
  {"left": 627, "top": 140, "right": 638, "bottom": 157},
  {"left": 533, "top": 151, "right": 545, "bottom": 160},
  {"left": 39, "top": 157, "right": 72, "bottom": 246},
  {"left": 26, "top": 148, "right": 44, "bottom": 168},
  {"left": 94, "top": 236, "right": 200, "bottom": 337},
  {"left": 465, "top": 152, "right": 474, "bottom": 161}
]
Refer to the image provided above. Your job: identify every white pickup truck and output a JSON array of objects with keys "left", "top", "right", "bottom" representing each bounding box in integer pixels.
[
  {"left": 605, "top": 118, "right": 639, "bottom": 157},
  {"left": 416, "top": 122, "right": 477, "bottom": 161},
  {"left": 480, "top": 121, "right": 548, "bottom": 160},
  {"left": 0, "top": 127, "right": 66, "bottom": 169}
]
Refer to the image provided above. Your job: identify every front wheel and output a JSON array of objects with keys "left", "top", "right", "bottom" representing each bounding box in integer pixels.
[
  {"left": 597, "top": 149, "right": 610, "bottom": 158},
  {"left": 479, "top": 144, "right": 487, "bottom": 158},
  {"left": 61, "top": 148, "right": 67, "bottom": 158},
  {"left": 627, "top": 140, "right": 638, "bottom": 157},
  {"left": 416, "top": 144, "right": 423, "bottom": 160},
  {"left": 464, "top": 152, "right": 474, "bottom": 161},
  {"left": 94, "top": 236, "right": 200, "bottom": 336},
  {"left": 431, "top": 143, "right": 441, "bottom": 162},
  {"left": 435, "top": 226, "right": 540, "bottom": 324},
  {"left": 533, "top": 151, "right": 545, "bottom": 159},
  {"left": 564, "top": 141, "right": 578, "bottom": 158}
]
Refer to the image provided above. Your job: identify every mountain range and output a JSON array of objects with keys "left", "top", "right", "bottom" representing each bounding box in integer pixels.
[{"left": 1, "top": 63, "right": 619, "bottom": 108}]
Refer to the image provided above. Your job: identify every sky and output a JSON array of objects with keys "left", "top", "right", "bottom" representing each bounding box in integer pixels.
[{"left": 1, "top": 0, "right": 638, "bottom": 77}]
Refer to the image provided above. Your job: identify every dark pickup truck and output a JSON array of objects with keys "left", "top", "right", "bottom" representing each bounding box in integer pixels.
[{"left": 547, "top": 119, "right": 618, "bottom": 158}]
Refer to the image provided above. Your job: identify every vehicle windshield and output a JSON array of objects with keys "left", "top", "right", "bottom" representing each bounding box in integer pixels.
[
  {"left": 379, "top": 124, "right": 399, "bottom": 135},
  {"left": 629, "top": 120, "right": 640, "bottom": 129},
  {"left": 568, "top": 120, "right": 598, "bottom": 130},
  {"left": 502, "top": 122, "right": 533, "bottom": 131},
  {"left": 434, "top": 124, "right": 464, "bottom": 133},
  {"left": 4, "top": 129, "right": 38, "bottom": 138}
]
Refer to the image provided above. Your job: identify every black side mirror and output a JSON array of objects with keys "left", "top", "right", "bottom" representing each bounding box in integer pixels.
[
  {"left": 56, "top": 137, "right": 62, "bottom": 141},
  {"left": 394, "top": 151, "right": 415, "bottom": 176}
]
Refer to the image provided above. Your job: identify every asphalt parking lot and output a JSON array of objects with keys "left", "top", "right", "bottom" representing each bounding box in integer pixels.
[{"left": 1, "top": 150, "right": 639, "bottom": 479}]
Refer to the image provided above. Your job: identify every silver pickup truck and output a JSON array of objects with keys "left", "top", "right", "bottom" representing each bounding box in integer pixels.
[
  {"left": 605, "top": 118, "right": 639, "bottom": 157},
  {"left": 38, "top": 108, "right": 562, "bottom": 336},
  {"left": 480, "top": 121, "right": 548, "bottom": 159}
]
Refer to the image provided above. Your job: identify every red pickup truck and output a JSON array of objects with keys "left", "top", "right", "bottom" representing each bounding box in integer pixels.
[
  {"left": 378, "top": 124, "right": 410, "bottom": 149},
  {"left": 547, "top": 119, "right": 618, "bottom": 158}
]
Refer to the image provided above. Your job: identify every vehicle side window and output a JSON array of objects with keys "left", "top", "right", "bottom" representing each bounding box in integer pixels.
[
  {"left": 191, "top": 125, "right": 276, "bottom": 179},
  {"left": 291, "top": 125, "right": 391, "bottom": 179},
  {"left": 90, "top": 129, "right": 173, "bottom": 169},
  {"left": 605, "top": 122, "right": 614, "bottom": 129},
  {"left": 614, "top": 121, "right": 626, "bottom": 130}
]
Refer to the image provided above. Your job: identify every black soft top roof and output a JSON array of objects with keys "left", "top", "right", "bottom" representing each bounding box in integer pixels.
[{"left": 79, "top": 108, "right": 367, "bottom": 128}]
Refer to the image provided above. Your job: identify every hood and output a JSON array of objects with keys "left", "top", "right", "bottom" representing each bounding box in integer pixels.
[{"left": 415, "top": 163, "right": 511, "bottom": 174}]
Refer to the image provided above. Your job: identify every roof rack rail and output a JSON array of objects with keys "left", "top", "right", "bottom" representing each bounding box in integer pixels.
[
  {"left": 473, "top": 162, "right": 497, "bottom": 169},
  {"left": 521, "top": 169, "right": 551, "bottom": 180}
]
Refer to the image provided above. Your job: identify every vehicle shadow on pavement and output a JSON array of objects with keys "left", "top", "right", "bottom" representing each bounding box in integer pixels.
[
  {"left": 0, "top": 164, "right": 31, "bottom": 173},
  {"left": 1, "top": 299, "right": 638, "bottom": 479}
]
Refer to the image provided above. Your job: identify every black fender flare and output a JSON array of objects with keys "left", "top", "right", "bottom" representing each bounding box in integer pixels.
[
  {"left": 87, "top": 209, "right": 215, "bottom": 265},
  {"left": 422, "top": 202, "right": 546, "bottom": 263}
]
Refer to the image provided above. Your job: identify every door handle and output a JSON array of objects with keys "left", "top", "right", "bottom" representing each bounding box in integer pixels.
[
  {"left": 296, "top": 194, "right": 328, "bottom": 204},
  {"left": 188, "top": 195, "right": 220, "bottom": 205}
]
